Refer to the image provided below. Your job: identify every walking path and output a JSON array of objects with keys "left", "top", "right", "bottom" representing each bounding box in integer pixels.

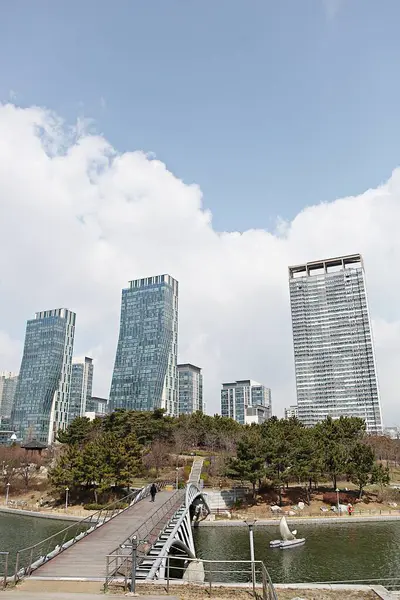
[
  {"left": 32, "top": 490, "right": 176, "bottom": 579},
  {"left": 188, "top": 457, "right": 203, "bottom": 485},
  {"left": 0, "top": 593, "right": 178, "bottom": 600}
]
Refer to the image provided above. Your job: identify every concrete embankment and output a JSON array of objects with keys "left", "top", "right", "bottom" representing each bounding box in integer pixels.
[
  {"left": 199, "top": 514, "right": 400, "bottom": 526},
  {"left": 0, "top": 506, "right": 82, "bottom": 521}
]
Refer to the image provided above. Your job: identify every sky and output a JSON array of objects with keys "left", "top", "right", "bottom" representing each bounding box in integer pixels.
[{"left": 1, "top": 1, "right": 400, "bottom": 423}]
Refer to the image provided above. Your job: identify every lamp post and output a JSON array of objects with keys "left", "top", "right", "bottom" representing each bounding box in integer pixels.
[
  {"left": 175, "top": 467, "right": 179, "bottom": 490},
  {"left": 5, "top": 483, "right": 10, "bottom": 506},
  {"left": 65, "top": 486, "right": 69, "bottom": 512},
  {"left": 130, "top": 535, "right": 138, "bottom": 593},
  {"left": 336, "top": 488, "right": 340, "bottom": 514},
  {"left": 245, "top": 519, "right": 257, "bottom": 596}
]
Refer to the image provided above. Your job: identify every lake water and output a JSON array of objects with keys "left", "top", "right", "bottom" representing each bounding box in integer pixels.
[
  {"left": 193, "top": 521, "right": 400, "bottom": 584},
  {"left": 0, "top": 512, "right": 72, "bottom": 570},
  {"left": 1, "top": 512, "right": 400, "bottom": 584}
]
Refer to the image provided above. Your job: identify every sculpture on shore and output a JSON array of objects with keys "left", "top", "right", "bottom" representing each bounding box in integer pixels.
[{"left": 269, "top": 516, "right": 306, "bottom": 549}]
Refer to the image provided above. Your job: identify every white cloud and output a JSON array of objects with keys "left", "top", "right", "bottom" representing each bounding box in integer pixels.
[{"left": 0, "top": 102, "right": 400, "bottom": 424}]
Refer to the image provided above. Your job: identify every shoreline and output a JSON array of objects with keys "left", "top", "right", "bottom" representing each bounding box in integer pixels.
[
  {"left": 3, "top": 506, "right": 400, "bottom": 526},
  {"left": 199, "top": 514, "right": 400, "bottom": 526},
  {"left": 0, "top": 506, "right": 82, "bottom": 521}
]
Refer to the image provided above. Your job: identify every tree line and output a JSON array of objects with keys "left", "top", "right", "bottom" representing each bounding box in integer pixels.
[
  {"left": 226, "top": 416, "right": 390, "bottom": 501},
  {"left": 49, "top": 409, "right": 242, "bottom": 504},
  {"left": 47, "top": 410, "right": 390, "bottom": 505}
]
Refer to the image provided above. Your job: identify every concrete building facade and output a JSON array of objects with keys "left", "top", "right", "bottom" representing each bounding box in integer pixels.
[
  {"left": 220, "top": 379, "right": 272, "bottom": 425},
  {"left": 289, "top": 254, "right": 382, "bottom": 434},
  {"left": 284, "top": 405, "right": 298, "bottom": 419}
]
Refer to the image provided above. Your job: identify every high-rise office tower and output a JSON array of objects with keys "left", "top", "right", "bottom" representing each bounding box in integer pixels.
[
  {"left": 289, "top": 254, "right": 383, "bottom": 433},
  {"left": 0, "top": 372, "right": 18, "bottom": 419},
  {"left": 68, "top": 357, "right": 94, "bottom": 422},
  {"left": 109, "top": 274, "right": 178, "bottom": 415},
  {"left": 12, "top": 308, "right": 76, "bottom": 444},
  {"left": 220, "top": 380, "right": 272, "bottom": 425},
  {"left": 178, "top": 364, "right": 203, "bottom": 414}
]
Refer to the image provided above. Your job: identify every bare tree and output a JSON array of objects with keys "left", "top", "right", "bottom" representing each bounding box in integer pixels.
[
  {"left": 143, "top": 440, "right": 170, "bottom": 477},
  {"left": 173, "top": 428, "right": 192, "bottom": 466},
  {"left": 204, "top": 432, "right": 219, "bottom": 453},
  {"left": 0, "top": 447, "right": 22, "bottom": 486},
  {"left": 19, "top": 453, "right": 43, "bottom": 490}
]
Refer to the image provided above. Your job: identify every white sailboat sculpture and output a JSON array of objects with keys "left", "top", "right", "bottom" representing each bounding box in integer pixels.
[{"left": 269, "top": 516, "right": 305, "bottom": 549}]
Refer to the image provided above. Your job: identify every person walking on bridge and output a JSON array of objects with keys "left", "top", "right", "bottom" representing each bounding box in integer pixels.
[{"left": 150, "top": 483, "right": 157, "bottom": 502}]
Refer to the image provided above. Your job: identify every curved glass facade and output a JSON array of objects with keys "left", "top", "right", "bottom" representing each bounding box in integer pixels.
[
  {"left": 109, "top": 274, "right": 178, "bottom": 415},
  {"left": 11, "top": 308, "right": 75, "bottom": 444}
]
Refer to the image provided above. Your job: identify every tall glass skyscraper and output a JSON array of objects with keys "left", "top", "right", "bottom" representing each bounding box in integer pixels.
[
  {"left": 11, "top": 308, "right": 76, "bottom": 444},
  {"left": 69, "top": 357, "right": 94, "bottom": 422},
  {"left": 178, "top": 364, "right": 203, "bottom": 414},
  {"left": 289, "top": 254, "right": 383, "bottom": 434},
  {"left": 109, "top": 274, "right": 178, "bottom": 415}
]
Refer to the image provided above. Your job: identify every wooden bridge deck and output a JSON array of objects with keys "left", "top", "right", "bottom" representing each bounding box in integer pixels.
[{"left": 33, "top": 490, "right": 177, "bottom": 579}]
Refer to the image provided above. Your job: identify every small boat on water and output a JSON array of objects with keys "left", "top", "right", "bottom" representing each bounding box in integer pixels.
[{"left": 269, "top": 516, "right": 305, "bottom": 550}]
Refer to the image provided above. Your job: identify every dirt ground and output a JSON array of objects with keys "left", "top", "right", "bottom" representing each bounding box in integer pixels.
[
  {"left": 130, "top": 583, "right": 378, "bottom": 599},
  {"left": 224, "top": 482, "right": 400, "bottom": 520},
  {"left": 2, "top": 489, "right": 97, "bottom": 518}
]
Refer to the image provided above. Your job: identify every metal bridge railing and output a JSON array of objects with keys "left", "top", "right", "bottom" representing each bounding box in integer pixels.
[
  {"left": 105, "top": 556, "right": 278, "bottom": 600},
  {"left": 0, "top": 552, "right": 9, "bottom": 589},
  {"left": 105, "top": 483, "right": 210, "bottom": 589},
  {"left": 105, "top": 489, "right": 185, "bottom": 589},
  {"left": 13, "top": 480, "right": 170, "bottom": 583}
]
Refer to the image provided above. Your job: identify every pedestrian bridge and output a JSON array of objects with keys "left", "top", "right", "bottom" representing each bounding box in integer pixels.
[{"left": 12, "top": 459, "right": 209, "bottom": 583}]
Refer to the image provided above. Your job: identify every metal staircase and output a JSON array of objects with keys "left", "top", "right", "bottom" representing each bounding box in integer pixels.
[{"left": 135, "top": 504, "right": 187, "bottom": 579}]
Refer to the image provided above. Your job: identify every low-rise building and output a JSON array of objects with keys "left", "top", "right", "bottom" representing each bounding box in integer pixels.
[
  {"left": 284, "top": 405, "right": 298, "bottom": 419},
  {"left": 221, "top": 379, "right": 272, "bottom": 425},
  {"left": 384, "top": 426, "right": 400, "bottom": 440},
  {"left": 90, "top": 396, "right": 108, "bottom": 417}
]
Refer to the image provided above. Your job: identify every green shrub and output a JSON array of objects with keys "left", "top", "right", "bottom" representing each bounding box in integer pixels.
[
  {"left": 83, "top": 501, "right": 129, "bottom": 511},
  {"left": 114, "top": 502, "right": 129, "bottom": 509}
]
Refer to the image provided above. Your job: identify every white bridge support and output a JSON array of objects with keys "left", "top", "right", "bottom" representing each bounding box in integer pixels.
[{"left": 145, "top": 483, "right": 209, "bottom": 581}]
